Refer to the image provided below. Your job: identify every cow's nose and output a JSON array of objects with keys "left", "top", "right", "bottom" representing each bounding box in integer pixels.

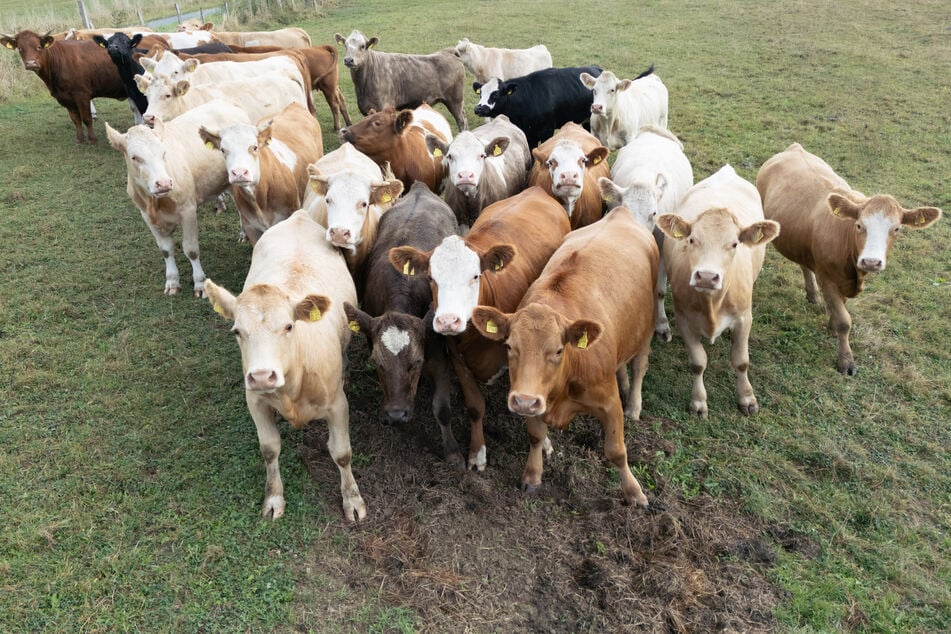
[
  {"left": 230, "top": 168, "right": 250, "bottom": 182},
  {"left": 509, "top": 393, "right": 544, "bottom": 415},
  {"left": 434, "top": 313, "right": 463, "bottom": 334},
  {"left": 858, "top": 257, "right": 884, "bottom": 272},
  {"left": 246, "top": 369, "right": 282, "bottom": 390},
  {"left": 559, "top": 171, "right": 580, "bottom": 185},
  {"left": 382, "top": 408, "right": 410, "bottom": 425},
  {"left": 143, "top": 114, "right": 156, "bottom": 127},
  {"left": 692, "top": 270, "right": 721, "bottom": 288},
  {"left": 591, "top": 104, "right": 603, "bottom": 114},
  {"left": 328, "top": 227, "right": 352, "bottom": 245},
  {"left": 456, "top": 171, "right": 475, "bottom": 184},
  {"left": 154, "top": 178, "right": 173, "bottom": 193}
]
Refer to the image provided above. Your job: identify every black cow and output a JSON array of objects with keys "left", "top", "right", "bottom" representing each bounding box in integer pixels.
[
  {"left": 91, "top": 33, "right": 150, "bottom": 121},
  {"left": 343, "top": 182, "right": 465, "bottom": 469},
  {"left": 473, "top": 65, "right": 602, "bottom": 148}
]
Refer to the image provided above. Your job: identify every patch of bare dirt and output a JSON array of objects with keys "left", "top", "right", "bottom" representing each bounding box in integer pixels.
[{"left": 295, "top": 339, "right": 791, "bottom": 632}]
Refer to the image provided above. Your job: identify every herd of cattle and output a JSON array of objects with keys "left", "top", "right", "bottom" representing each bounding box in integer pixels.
[{"left": 2, "top": 21, "right": 942, "bottom": 522}]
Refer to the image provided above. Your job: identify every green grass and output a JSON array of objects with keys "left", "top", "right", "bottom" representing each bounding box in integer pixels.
[{"left": 2, "top": 0, "right": 950, "bottom": 631}]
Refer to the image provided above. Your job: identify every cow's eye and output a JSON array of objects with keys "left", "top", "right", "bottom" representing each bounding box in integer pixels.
[
  {"left": 361, "top": 201, "right": 368, "bottom": 208},
  {"left": 479, "top": 153, "right": 486, "bottom": 159},
  {"left": 891, "top": 226, "right": 901, "bottom": 234},
  {"left": 231, "top": 326, "right": 241, "bottom": 337},
  {"left": 325, "top": 197, "right": 333, "bottom": 205},
  {"left": 373, "top": 120, "right": 381, "bottom": 127},
  {"left": 251, "top": 145, "right": 258, "bottom": 153},
  {"left": 284, "top": 323, "right": 293, "bottom": 333},
  {"left": 687, "top": 237, "right": 695, "bottom": 246},
  {"left": 855, "top": 222, "right": 864, "bottom": 231},
  {"left": 730, "top": 241, "right": 738, "bottom": 249}
]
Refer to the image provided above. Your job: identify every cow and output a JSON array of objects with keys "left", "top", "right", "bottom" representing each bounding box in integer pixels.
[
  {"left": 90, "top": 32, "right": 166, "bottom": 123},
  {"left": 334, "top": 30, "right": 468, "bottom": 131},
  {"left": 388, "top": 187, "right": 571, "bottom": 471},
  {"left": 756, "top": 143, "right": 942, "bottom": 375},
  {"left": 472, "top": 65, "right": 602, "bottom": 149},
  {"left": 469, "top": 208, "right": 658, "bottom": 506},
  {"left": 158, "top": 30, "right": 214, "bottom": 49},
  {"left": 598, "top": 125, "right": 694, "bottom": 341},
  {"left": 105, "top": 101, "right": 252, "bottom": 296},
  {"left": 203, "top": 210, "right": 366, "bottom": 523},
  {"left": 302, "top": 143, "right": 405, "bottom": 276},
  {"left": 63, "top": 27, "right": 154, "bottom": 40},
  {"left": 657, "top": 165, "right": 780, "bottom": 417},
  {"left": 425, "top": 115, "right": 532, "bottom": 227},
  {"left": 210, "top": 28, "right": 312, "bottom": 49},
  {"left": 198, "top": 102, "right": 324, "bottom": 245},
  {"left": 343, "top": 183, "right": 463, "bottom": 467},
  {"left": 452, "top": 38, "right": 552, "bottom": 83},
  {"left": 340, "top": 104, "right": 452, "bottom": 194},
  {"left": 528, "top": 122, "right": 609, "bottom": 229},
  {"left": 579, "top": 66, "right": 669, "bottom": 150},
  {"left": 1, "top": 30, "right": 128, "bottom": 143}
]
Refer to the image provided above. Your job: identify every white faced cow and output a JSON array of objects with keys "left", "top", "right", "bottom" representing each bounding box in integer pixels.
[{"left": 579, "top": 66, "right": 668, "bottom": 150}]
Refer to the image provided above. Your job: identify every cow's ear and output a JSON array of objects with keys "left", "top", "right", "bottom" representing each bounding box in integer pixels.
[
  {"left": 307, "top": 166, "right": 329, "bottom": 196},
  {"left": 654, "top": 173, "right": 668, "bottom": 201},
  {"left": 41, "top": 35, "right": 55, "bottom": 48},
  {"left": 739, "top": 220, "right": 781, "bottom": 247},
  {"left": 616, "top": 79, "right": 633, "bottom": 92},
  {"left": 183, "top": 58, "right": 200, "bottom": 73},
  {"left": 139, "top": 56, "right": 157, "bottom": 73},
  {"left": 133, "top": 73, "right": 151, "bottom": 92},
  {"left": 579, "top": 72, "right": 597, "bottom": 89},
  {"left": 198, "top": 126, "right": 221, "bottom": 151},
  {"left": 257, "top": 120, "right": 274, "bottom": 146},
  {"left": 201, "top": 22, "right": 214, "bottom": 31},
  {"left": 425, "top": 133, "right": 449, "bottom": 159},
  {"left": 130, "top": 33, "right": 143, "bottom": 47},
  {"left": 105, "top": 123, "right": 126, "bottom": 151},
  {"left": 334, "top": 33, "right": 346, "bottom": 45},
  {"left": 657, "top": 213, "right": 691, "bottom": 240},
  {"left": 471, "top": 307, "right": 510, "bottom": 342},
  {"left": 504, "top": 83, "right": 516, "bottom": 95},
  {"left": 294, "top": 295, "right": 332, "bottom": 323},
  {"left": 174, "top": 80, "right": 190, "bottom": 96},
  {"left": 0, "top": 36, "right": 14, "bottom": 49},
  {"left": 565, "top": 319, "right": 601, "bottom": 350},
  {"left": 472, "top": 81, "right": 483, "bottom": 93},
  {"left": 480, "top": 244, "right": 516, "bottom": 274},
  {"left": 343, "top": 302, "right": 373, "bottom": 338},
  {"left": 585, "top": 146, "right": 609, "bottom": 167},
  {"left": 370, "top": 179, "right": 403, "bottom": 206},
  {"left": 598, "top": 176, "right": 624, "bottom": 205},
  {"left": 901, "top": 206, "right": 942, "bottom": 229},
  {"left": 485, "top": 137, "right": 509, "bottom": 158},
  {"left": 92, "top": 35, "right": 107, "bottom": 48},
  {"left": 389, "top": 246, "right": 431, "bottom": 277},
  {"left": 204, "top": 279, "right": 237, "bottom": 321},
  {"left": 394, "top": 110, "right": 414, "bottom": 134},
  {"left": 367, "top": 37, "right": 378, "bottom": 49},
  {"left": 827, "top": 193, "right": 861, "bottom": 220}
]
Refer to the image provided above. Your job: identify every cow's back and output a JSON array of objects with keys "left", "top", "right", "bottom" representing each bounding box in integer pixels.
[{"left": 45, "top": 40, "right": 127, "bottom": 100}]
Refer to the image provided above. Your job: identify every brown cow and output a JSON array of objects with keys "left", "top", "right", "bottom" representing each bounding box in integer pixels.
[
  {"left": 1, "top": 30, "right": 128, "bottom": 143},
  {"left": 389, "top": 186, "right": 571, "bottom": 471},
  {"left": 528, "top": 122, "right": 609, "bottom": 228},
  {"left": 658, "top": 165, "right": 780, "bottom": 417},
  {"left": 340, "top": 104, "right": 452, "bottom": 193},
  {"left": 470, "top": 208, "right": 658, "bottom": 505},
  {"left": 756, "top": 143, "right": 942, "bottom": 375}
]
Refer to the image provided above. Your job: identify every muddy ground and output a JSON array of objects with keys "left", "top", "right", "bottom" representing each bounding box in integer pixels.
[{"left": 297, "top": 336, "right": 813, "bottom": 632}]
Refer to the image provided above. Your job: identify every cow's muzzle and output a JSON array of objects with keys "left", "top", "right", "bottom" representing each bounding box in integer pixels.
[
  {"left": 473, "top": 105, "right": 490, "bottom": 117},
  {"left": 508, "top": 392, "right": 545, "bottom": 416}
]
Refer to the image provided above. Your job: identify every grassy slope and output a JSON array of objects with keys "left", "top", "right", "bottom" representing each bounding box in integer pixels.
[{"left": 1, "top": 0, "right": 949, "bottom": 631}]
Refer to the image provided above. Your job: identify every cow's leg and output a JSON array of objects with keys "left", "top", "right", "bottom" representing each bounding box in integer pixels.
[
  {"left": 336, "top": 88, "right": 353, "bottom": 127},
  {"left": 450, "top": 353, "right": 487, "bottom": 471},
  {"left": 214, "top": 193, "right": 228, "bottom": 215},
  {"left": 655, "top": 259, "right": 672, "bottom": 342},
  {"left": 144, "top": 218, "right": 180, "bottom": 295},
  {"left": 820, "top": 277, "right": 855, "bottom": 375},
  {"left": 326, "top": 386, "right": 366, "bottom": 522},
  {"left": 427, "top": 338, "right": 464, "bottom": 470},
  {"left": 65, "top": 106, "right": 85, "bottom": 144},
  {"left": 622, "top": 337, "right": 651, "bottom": 420},
  {"left": 521, "top": 415, "right": 549, "bottom": 494},
  {"left": 731, "top": 310, "right": 758, "bottom": 415},
  {"left": 678, "top": 317, "right": 709, "bottom": 417},
  {"left": 128, "top": 98, "right": 144, "bottom": 125},
  {"left": 179, "top": 206, "right": 206, "bottom": 297},
  {"left": 801, "top": 265, "right": 820, "bottom": 304},
  {"left": 451, "top": 100, "right": 468, "bottom": 132},
  {"left": 598, "top": 397, "right": 648, "bottom": 507},
  {"left": 76, "top": 98, "right": 97, "bottom": 144},
  {"left": 247, "top": 396, "right": 285, "bottom": 520}
]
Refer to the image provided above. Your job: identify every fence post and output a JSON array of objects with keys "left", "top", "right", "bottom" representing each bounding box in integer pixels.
[
  {"left": 175, "top": 3, "right": 183, "bottom": 24},
  {"left": 313, "top": 0, "right": 319, "bottom": 14},
  {"left": 200, "top": 7, "right": 205, "bottom": 22},
  {"left": 76, "top": 0, "right": 94, "bottom": 29},
  {"left": 137, "top": 8, "right": 145, "bottom": 25}
]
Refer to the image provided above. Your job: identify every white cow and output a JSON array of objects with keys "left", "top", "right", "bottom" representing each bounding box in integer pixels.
[
  {"left": 139, "top": 52, "right": 304, "bottom": 90},
  {"left": 105, "top": 101, "right": 251, "bottom": 296},
  {"left": 453, "top": 38, "right": 552, "bottom": 83},
  {"left": 579, "top": 67, "right": 668, "bottom": 150},
  {"left": 156, "top": 30, "right": 214, "bottom": 49},
  {"left": 203, "top": 210, "right": 366, "bottom": 523},
  {"left": 598, "top": 125, "right": 694, "bottom": 340}
]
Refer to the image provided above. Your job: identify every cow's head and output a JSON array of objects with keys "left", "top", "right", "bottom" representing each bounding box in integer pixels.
[
  {"left": 473, "top": 77, "right": 503, "bottom": 117},
  {"left": 345, "top": 303, "right": 429, "bottom": 425},
  {"left": 472, "top": 303, "right": 601, "bottom": 417},
  {"left": 335, "top": 30, "right": 377, "bottom": 69},
  {"left": 533, "top": 140, "right": 608, "bottom": 216},
  {"left": 308, "top": 163, "right": 403, "bottom": 251},
  {"left": 139, "top": 51, "right": 196, "bottom": 82},
  {"left": 826, "top": 192, "right": 941, "bottom": 273},
  {"left": 339, "top": 107, "right": 413, "bottom": 154},
  {"left": 93, "top": 32, "right": 143, "bottom": 64},
  {"left": 106, "top": 121, "right": 174, "bottom": 198},
  {"left": 199, "top": 120, "right": 273, "bottom": 187},
  {"left": 139, "top": 73, "right": 190, "bottom": 126},
  {"left": 580, "top": 70, "right": 628, "bottom": 117},
  {"left": 599, "top": 174, "right": 668, "bottom": 231},
  {"left": 205, "top": 280, "right": 331, "bottom": 392},
  {"left": 389, "top": 235, "right": 516, "bottom": 336},
  {"left": 658, "top": 208, "right": 780, "bottom": 292},
  {"left": 1, "top": 30, "right": 54, "bottom": 72},
  {"left": 453, "top": 38, "right": 472, "bottom": 61},
  {"left": 428, "top": 131, "right": 510, "bottom": 196}
]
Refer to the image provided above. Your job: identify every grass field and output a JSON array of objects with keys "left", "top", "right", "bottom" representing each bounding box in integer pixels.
[{"left": 1, "top": 0, "right": 949, "bottom": 631}]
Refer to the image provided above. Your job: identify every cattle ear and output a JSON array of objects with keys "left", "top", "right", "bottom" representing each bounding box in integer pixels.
[
  {"left": 579, "top": 72, "right": 597, "bottom": 89},
  {"left": 257, "top": 120, "right": 274, "bottom": 146},
  {"left": 370, "top": 180, "right": 404, "bottom": 206},
  {"left": 826, "top": 193, "right": 861, "bottom": 220},
  {"left": 485, "top": 137, "right": 509, "bottom": 158},
  {"left": 92, "top": 35, "right": 107, "bottom": 48},
  {"left": 134, "top": 73, "right": 151, "bottom": 93},
  {"left": 471, "top": 307, "right": 510, "bottom": 342},
  {"left": 204, "top": 279, "right": 237, "bottom": 321},
  {"left": 504, "top": 83, "right": 516, "bottom": 95},
  {"left": 480, "top": 244, "right": 516, "bottom": 274},
  {"left": 139, "top": 56, "right": 157, "bottom": 73},
  {"left": 389, "top": 246, "right": 431, "bottom": 277},
  {"left": 183, "top": 58, "right": 200, "bottom": 73},
  {"left": 334, "top": 33, "right": 346, "bottom": 45},
  {"left": 201, "top": 22, "right": 214, "bottom": 31},
  {"left": 367, "top": 37, "right": 378, "bottom": 49},
  {"left": 531, "top": 147, "right": 547, "bottom": 164},
  {"left": 307, "top": 166, "right": 329, "bottom": 196},
  {"left": 174, "top": 80, "right": 190, "bottom": 97},
  {"left": 585, "top": 146, "right": 609, "bottom": 167},
  {"left": 41, "top": 35, "right": 54, "bottom": 48},
  {"left": 394, "top": 110, "right": 414, "bottom": 135},
  {"left": 0, "top": 36, "right": 14, "bottom": 49},
  {"left": 901, "top": 206, "right": 942, "bottom": 229},
  {"left": 739, "top": 220, "right": 781, "bottom": 247},
  {"left": 294, "top": 295, "right": 332, "bottom": 323},
  {"left": 105, "top": 123, "right": 126, "bottom": 151},
  {"left": 198, "top": 126, "right": 221, "bottom": 151},
  {"left": 472, "top": 81, "right": 483, "bottom": 94},
  {"left": 130, "top": 33, "right": 143, "bottom": 47},
  {"left": 616, "top": 79, "right": 633, "bottom": 92},
  {"left": 598, "top": 176, "right": 624, "bottom": 205},
  {"left": 343, "top": 302, "right": 373, "bottom": 337},
  {"left": 566, "top": 319, "right": 601, "bottom": 350},
  {"left": 657, "top": 214, "right": 691, "bottom": 240},
  {"left": 426, "top": 133, "right": 449, "bottom": 159}
]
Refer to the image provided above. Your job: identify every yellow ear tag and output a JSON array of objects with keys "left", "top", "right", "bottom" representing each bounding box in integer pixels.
[
  {"left": 492, "top": 144, "right": 502, "bottom": 157},
  {"left": 592, "top": 155, "right": 602, "bottom": 165},
  {"left": 381, "top": 192, "right": 392, "bottom": 203},
  {"left": 673, "top": 228, "right": 685, "bottom": 239},
  {"left": 348, "top": 320, "right": 360, "bottom": 333},
  {"left": 402, "top": 261, "right": 415, "bottom": 276},
  {"left": 205, "top": 141, "right": 214, "bottom": 150},
  {"left": 494, "top": 260, "right": 503, "bottom": 271},
  {"left": 3, "top": 42, "right": 12, "bottom": 49},
  {"left": 310, "top": 181, "right": 320, "bottom": 192},
  {"left": 832, "top": 207, "right": 841, "bottom": 216},
  {"left": 308, "top": 307, "right": 322, "bottom": 322},
  {"left": 916, "top": 212, "right": 927, "bottom": 225},
  {"left": 213, "top": 302, "right": 224, "bottom": 316},
  {"left": 577, "top": 331, "right": 588, "bottom": 349},
  {"left": 432, "top": 148, "right": 443, "bottom": 158},
  {"left": 486, "top": 320, "right": 498, "bottom": 334},
  {"left": 755, "top": 229, "right": 764, "bottom": 243}
]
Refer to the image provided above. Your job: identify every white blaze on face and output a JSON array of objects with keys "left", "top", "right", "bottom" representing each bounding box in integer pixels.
[
  {"left": 380, "top": 325, "right": 410, "bottom": 356},
  {"left": 547, "top": 141, "right": 587, "bottom": 215},
  {"left": 429, "top": 235, "right": 482, "bottom": 335},
  {"left": 217, "top": 124, "right": 261, "bottom": 186},
  {"left": 856, "top": 210, "right": 895, "bottom": 271},
  {"left": 445, "top": 132, "right": 487, "bottom": 191},
  {"left": 342, "top": 30, "right": 371, "bottom": 68},
  {"left": 123, "top": 126, "right": 173, "bottom": 196},
  {"left": 590, "top": 71, "right": 620, "bottom": 116},
  {"left": 323, "top": 172, "right": 374, "bottom": 249},
  {"left": 476, "top": 77, "right": 500, "bottom": 111}
]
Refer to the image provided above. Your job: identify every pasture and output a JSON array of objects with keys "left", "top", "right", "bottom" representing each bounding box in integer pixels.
[{"left": 1, "top": 0, "right": 949, "bottom": 631}]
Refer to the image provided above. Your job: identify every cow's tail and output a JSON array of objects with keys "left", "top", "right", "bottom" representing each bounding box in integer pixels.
[{"left": 635, "top": 64, "right": 656, "bottom": 80}]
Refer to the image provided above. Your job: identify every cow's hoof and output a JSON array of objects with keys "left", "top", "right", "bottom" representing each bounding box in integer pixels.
[
  {"left": 521, "top": 482, "right": 539, "bottom": 495},
  {"left": 838, "top": 363, "right": 857, "bottom": 376},
  {"left": 342, "top": 497, "right": 367, "bottom": 523},
  {"left": 164, "top": 286, "right": 180, "bottom": 296},
  {"left": 262, "top": 495, "right": 286, "bottom": 520},
  {"left": 446, "top": 452, "right": 466, "bottom": 472},
  {"left": 193, "top": 287, "right": 205, "bottom": 298},
  {"left": 739, "top": 400, "right": 759, "bottom": 416},
  {"left": 689, "top": 402, "right": 708, "bottom": 419},
  {"left": 655, "top": 328, "right": 672, "bottom": 343}
]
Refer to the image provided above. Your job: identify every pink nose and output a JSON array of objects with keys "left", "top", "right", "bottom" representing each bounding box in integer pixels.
[
  {"left": 591, "top": 103, "right": 603, "bottom": 114},
  {"left": 246, "top": 369, "right": 282, "bottom": 390},
  {"left": 434, "top": 313, "right": 463, "bottom": 334},
  {"left": 329, "top": 227, "right": 352, "bottom": 245},
  {"left": 230, "top": 168, "right": 250, "bottom": 182},
  {"left": 509, "top": 393, "right": 544, "bottom": 415},
  {"left": 143, "top": 113, "right": 156, "bottom": 127},
  {"left": 692, "top": 270, "right": 721, "bottom": 288},
  {"left": 558, "top": 171, "right": 580, "bottom": 185},
  {"left": 858, "top": 257, "right": 884, "bottom": 272},
  {"left": 154, "top": 179, "right": 173, "bottom": 193},
  {"left": 456, "top": 171, "right": 476, "bottom": 185}
]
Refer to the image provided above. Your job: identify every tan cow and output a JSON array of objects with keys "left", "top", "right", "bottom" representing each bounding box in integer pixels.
[
  {"left": 204, "top": 210, "right": 366, "bottom": 522},
  {"left": 658, "top": 165, "right": 780, "bottom": 417},
  {"left": 470, "top": 208, "right": 658, "bottom": 506},
  {"left": 756, "top": 143, "right": 942, "bottom": 375}
]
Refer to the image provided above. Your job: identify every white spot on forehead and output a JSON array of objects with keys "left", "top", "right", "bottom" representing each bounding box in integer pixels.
[
  {"left": 269, "top": 139, "right": 298, "bottom": 172},
  {"left": 430, "top": 235, "right": 479, "bottom": 278},
  {"left": 380, "top": 326, "right": 410, "bottom": 356}
]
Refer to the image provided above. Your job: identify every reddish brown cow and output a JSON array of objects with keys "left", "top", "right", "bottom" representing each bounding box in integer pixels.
[
  {"left": 528, "top": 122, "right": 609, "bottom": 228},
  {"left": 340, "top": 104, "right": 453, "bottom": 193},
  {"left": 470, "top": 208, "right": 659, "bottom": 505},
  {"left": 389, "top": 187, "right": 571, "bottom": 471},
  {"left": 1, "top": 30, "right": 128, "bottom": 143}
]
